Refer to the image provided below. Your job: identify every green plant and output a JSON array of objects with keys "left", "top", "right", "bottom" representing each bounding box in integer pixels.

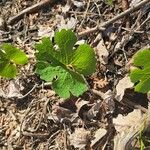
[
  {"left": 0, "top": 43, "right": 28, "bottom": 78},
  {"left": 35, "top": 29, "right": 96, "bottom": 99},
  {"left": 105, "top": 0, "right": 113, "bottom": 5},
  {"left": 138, "top": 122, "right": 150, "bottom": 150},
  {"left": 130, "top": 48, "right": 150, "bottom": 93}
]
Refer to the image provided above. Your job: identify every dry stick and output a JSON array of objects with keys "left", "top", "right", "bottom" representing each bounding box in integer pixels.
[
  {"left": 78, "top": 0, "right": 150, "bottom": 37},
  {"left": 7, "top": 0, "right": 56, "bottom": 25}
]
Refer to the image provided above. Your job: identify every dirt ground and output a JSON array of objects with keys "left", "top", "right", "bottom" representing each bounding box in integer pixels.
[{"left": 0, "top": 0, "right": 150, "bottom": 150}]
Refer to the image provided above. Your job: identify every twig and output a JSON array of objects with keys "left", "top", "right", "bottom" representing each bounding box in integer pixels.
[
  {"left": 78, "top": 0, "right": 150, "bottom": 37},
  {"left": 136, "top": 14, "right": 150, "bottom": 30},
  {"left": 22, "top": 131, "right": 49, "bottom": 138},
  {"left": 78, "top": 0, "right": 91, "bottom": 29},
  {"left": 18, "top": 84, "right": 38, "bottom": 99},
  {"left": 7, "top": 0, "right": 56, "bottom": 25},
  {"left": 91, "top": 89, "right": 106, "bottom": 100}
]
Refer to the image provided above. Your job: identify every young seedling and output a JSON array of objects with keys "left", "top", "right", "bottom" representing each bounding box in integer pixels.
[
  {"left": 130, "top": 48, "right": 150, "bottom": 93},
  {"left": 0, "top": 43, "right": 28, "bottom": 78},
  {"left": 35, "top": 29, "right": 96, "bottom": 99}
]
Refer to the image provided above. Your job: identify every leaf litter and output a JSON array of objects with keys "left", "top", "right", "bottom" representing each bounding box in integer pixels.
[{"left": 0, "top": 0, "right": 150, "bottom": 149}]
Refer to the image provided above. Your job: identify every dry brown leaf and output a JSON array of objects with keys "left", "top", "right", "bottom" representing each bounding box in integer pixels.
[
  {"left": 56, "top": 15, "right": 77, "bottom": 30},
  {"left": 51, "top": 105, "right": 73, "bottom": 121},
  {"left": 69, "top": 128, "right": 91, "bottom": 149},
  {"left": 0, "top": 80, "right": 23, "bottom": 99},
  {"left": 115, "top": 76, "right": 134, "bottom": 101},
  {"left": 113, "top": 109, "right": 143, "bottom": 150},
  {"left": 113, "top": 109, "right": 143, "bottom": 132},
  {"left": 7, "top": 80, "right": 23, "bottom": 98},
  {"left": 91, "top": 128, "right": 107, "bottom": 149},
  {"left": 96, "top": 39, "right": 109, "bottom": 64},
  {"left": 62, "top": 4, "right": 70, "bottom": 13},
  {"left": 38, "top": 25, "right": 54, "bottom": 37},
  {"left": 73, "top": 1, "right": 85, "bottom": 7},
  {"left": 86, "top": 102, "right": 103, "bottom": 120},
  {"left": 93, "top": 78, "right": 108, "bottom": 89}
]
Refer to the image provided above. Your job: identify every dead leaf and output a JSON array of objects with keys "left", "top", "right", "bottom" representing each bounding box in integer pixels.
[
  {"left": 113, "top": 109, "right": 143, "bottom": 132},
  {"left": 51, "top": 105, "right": 73, "bottom": 121},
  {"left": 69, "top": 128, "right": 91, "bottom": 149},
  {"left": 86, "top": 101, "right": 103, "bottom": 120},
  {"left": 62, "top": 4, "right": 70, "bottom": 13},
  {"left": 38, "top": 24, "right": 54, "bottom": 37},
  {"left": 6, "top": 80, "right": 23, "bottom": 98},
  {"left": 0, "top": 80, "right": 23, "bottom": 99},
  {"left": 73, "top": 1, "right": 85, "bottom": 8},
  {"left": 91, "top": 128, "right": 107, "bottom": 150},
  {"left": 56, "top": 15, "right": 77, "bottom": 30},
  {"left": 96, "top": 39, "right": 109, "bottom": 64},
  {"left": 115, "top": 76, "right": 134, "bottom": 101},
  {"left": 113, "top": 109, "right": 143, "bottom": 150}
]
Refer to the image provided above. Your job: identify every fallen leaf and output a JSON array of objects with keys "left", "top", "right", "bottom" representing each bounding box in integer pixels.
[
  {"left": 115, "top": 76, "right": 134, "bottom": 101},
  {"left": 69, "top": 128, "right": 91, "bottom": 149},
  {"left": 62, "top": 4, "right": 70, "bottom": 13},
  {"left": 56, "top": 16, "right": 77, "bottom": 30},
  {"left": 38, "top": 24, "right": 54, "bottom": 37},
  {"left": 73, "top": 1, "right": 85, "bottom": 8},
  {"left": 7, "top": 80, "right": 23, "bottom": 98},
  {"left": 113, "top": 109, "right": 143, "bottom": 132},
  {"left": 96, "top": 39, "right": 109, "bottom": 64},
  {"left": 91, "top": 128, "right": 107, "bottom": 150},
  {"left": 0, "top": 80, "right": 23, "bottom": 99},
  {"left": 113, "top": 109, "right": 144, "bottom": 150}
]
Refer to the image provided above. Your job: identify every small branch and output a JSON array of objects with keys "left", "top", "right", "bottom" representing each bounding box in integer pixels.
[
  {"left": 7, "top": 0, "right": 56, "bottom": 25},
  {"left": 91, "top": 89, "right": 106, "bottom": 100},
  {"left": 78, "top": 0, "right": 150, "bottom": 37},
  {"left": 18, "top": 84, "right": 38, "bottom": 99}
]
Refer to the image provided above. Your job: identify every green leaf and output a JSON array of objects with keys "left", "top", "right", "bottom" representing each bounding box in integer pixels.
[
  {"left": 38, "top": 66, "right": 88, "bottom": 98},
  {"left": 0, "top": 43, "right": 28, "bottom": 78},
  {"left": 35, "top": 29, "right": 96, "bottom": 99},
  {"left": 55, "top": 29, "right": 77, "bottom": 64},
  {"left": 0, "top": 63, "right": 17, "bottom": 78},
  {"left": 130, "top": 49, "right": 150, "bottom": 93},
  {"left": 133, "top": 49, "right": 150, "bottom": 68},
  {"left": 35, "top": 37, "right": 54, "bottom": 61},
  {"left": 71, "top": 44, "right": 96, "bottom": 76},
  {"left": 35, "top": 37, "right": 64, "bottom": 67},
  {"left": 2, "top": 43, "right": 28, "bottom": 65}
]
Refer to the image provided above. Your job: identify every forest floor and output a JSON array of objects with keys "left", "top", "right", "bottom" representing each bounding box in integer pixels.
[{"left": 0, "top": 0, "right": 150, "bottom": 150}]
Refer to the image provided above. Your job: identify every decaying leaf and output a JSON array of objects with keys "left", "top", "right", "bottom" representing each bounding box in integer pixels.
[
  {"left": 113, "top": 109, "right": 144, "bottom": 150},
  {"left": 96, "top": 39, "right": 109, "bottom": 64},
  {"left": 0, "top": 80, "right": 23, "bottom": 98},
  {"left": 73, "top": 1, "right": 85, "bottom": 7},
  {"left": 91, "top": 128, "right": 107, "bottom": 150},
  {"left": 69, "top": 128, "right": 91, "bottom": 149},
  {"left": 56, "top": 16, "right": 77, "bottom": 30},
  {"left": 115, "top": 76, "right": 134, "bottom": 101}
]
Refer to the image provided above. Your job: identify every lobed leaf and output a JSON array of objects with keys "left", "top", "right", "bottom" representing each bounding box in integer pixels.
[
  {"left": 0, "top": 43, "right": 28, "bottom": 78},
  {"left": 71, "top": 44, "right": 96, "bottom": 76},
  {"left": 55, "top": 29, "right": 77, "bottom": 64},
  {"left": 2, "top": 43, "right": 28, "bottom": 65},
  {"left": 133, "top": 49, "right": 150, "bottom": 68},
  {"left": 36, "top": 29, "right": 96, "bottom": 98},
  {"left": 38, "top": 66, "right": 88, "bottom": 98},
  {"left": 130, "top": 48, "right": 150, "bottom": 93},
  {"left": 0, "top": 62, "right": 17, "bottom": 78}
]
